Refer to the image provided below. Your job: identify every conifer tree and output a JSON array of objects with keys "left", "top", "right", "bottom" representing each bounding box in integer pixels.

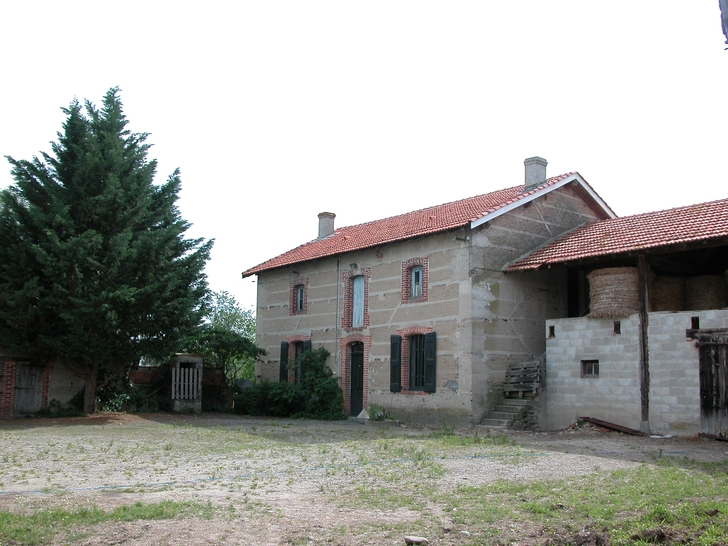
[{"left": 0, "top": 88, "right": 212, "bottom": 413}]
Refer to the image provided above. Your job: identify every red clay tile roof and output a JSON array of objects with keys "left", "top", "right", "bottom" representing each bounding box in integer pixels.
[
  {"left": 507, "top": 197, "right": 728, "bottom": 271},
  {"left": 243, "top": 173, "right": 577, "bottom": 277}
]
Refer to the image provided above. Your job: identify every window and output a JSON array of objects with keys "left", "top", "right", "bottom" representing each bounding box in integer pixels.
[
  {"left": 581, "top": 359, "right": 599, "bottom": 378},
  {"left": 401, "top": 258, "right": 428, "bottom": 303},
  {"left": 390, "top": 331, "right": 436, "bottom": 393},
  {"left": 411, "top": 267, "right": 423, "bottom": 298},
  {"left": 409, "top": 334, "right": 426, "bottom": 389},
  {"left": 613, "top": 321, "right": 621, "bottom": 335},
  {"left": 280, "top": 339, "right": 311, "bottom": 383},
  {"left": 293, "top": 341, "right": 306, "bottom": 384},
  {"left": 343, "top": 268, "right": 370, "bottom": 330},
  {"left": 352, "top": 275, "right": 364, "bottom": 328},
  {"left": 296, "top": 285, "right": 305, "bottom": 312},
  {"left": 289, "top": 279, "right": 308, "bottom": 315}
]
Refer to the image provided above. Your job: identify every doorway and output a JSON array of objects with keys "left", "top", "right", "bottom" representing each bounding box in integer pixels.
[
  {"left": 696, "top": 329, "right": 728, "bottom": 437},
  {"left": 14, "top": 362, "right": 43, "bottom": 415},
  {"left": 349, "top": 342, "right": 364, "bottom": 416}
]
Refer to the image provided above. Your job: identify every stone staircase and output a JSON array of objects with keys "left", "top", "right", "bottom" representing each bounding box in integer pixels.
[
  {"left": 479, "top": 358, "right": 543, "bottom": 429},
  {"left": 480, "top": 397, "right": 534, "bottom": 428}
]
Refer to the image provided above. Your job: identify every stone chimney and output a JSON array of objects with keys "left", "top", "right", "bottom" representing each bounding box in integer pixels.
[
  {"left": 524, "top": 157, "right": 548, "bottom": 190},
  {"left": 318, "top": 212, "right": 336, "bottom": 239}
]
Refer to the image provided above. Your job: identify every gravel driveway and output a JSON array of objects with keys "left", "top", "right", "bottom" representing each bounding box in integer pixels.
[{"left": 1, "top": 413, "right": 726, "bottom": 545}]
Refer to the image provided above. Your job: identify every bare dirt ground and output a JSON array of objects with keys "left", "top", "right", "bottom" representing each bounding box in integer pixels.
[{"left": 1, "top": 413, "right": 726, "bottom": 545}]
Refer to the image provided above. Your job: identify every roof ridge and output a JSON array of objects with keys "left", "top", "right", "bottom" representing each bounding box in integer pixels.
[{"left": 243, "top": 171, "right": 583, "bottom": 277}]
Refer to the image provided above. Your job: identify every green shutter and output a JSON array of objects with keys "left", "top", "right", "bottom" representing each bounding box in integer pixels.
[
  {"left": 390, "top": 335, "right": 402, "bottom": 392},
  {"left": 301, "top": 339, "right": 312, "bottom": 381},
  {"left": 279, "top": 342, "right": 289, "bottom": 383},
  {"left": 423, "top": 332, "right": 436, "bottom": 393}
]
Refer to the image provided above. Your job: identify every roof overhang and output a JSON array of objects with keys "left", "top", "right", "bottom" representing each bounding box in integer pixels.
[{"left": 470, "top": 174, "right": 616, "bottom": 230}]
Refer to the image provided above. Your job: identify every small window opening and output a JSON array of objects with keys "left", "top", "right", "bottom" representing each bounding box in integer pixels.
[
  {"left": 613, "top": 321, "right": 621, "bottom": 335},
  {"left": 691, "top": 316, "right": 700, "bottom": 330},
  {"left": 581, "top": 360, "right": 599, "bottom": 378},
  {"left": 296, "top": 285, "right": 305, "bottom": 312},
  {"left": 548, "top": 325, "right": 555, "bottom": 339},
  {"left": 411, "top": 266, "right": 423, "bottom": 298}
]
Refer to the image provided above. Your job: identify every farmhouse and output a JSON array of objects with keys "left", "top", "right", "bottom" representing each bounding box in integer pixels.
[
  {"left": 243, "top": 158, "right": 615, "bottom": 425},
  {"left": 244, "top": 158, "right": 728, "bottom": 435}
]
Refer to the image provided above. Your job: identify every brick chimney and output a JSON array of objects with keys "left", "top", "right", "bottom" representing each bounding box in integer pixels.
[
  {"left": 524, "top": 157, "right": 548, "bottom": 190},
  {"left": 318, "top": 212, "right": 336, "bottom": 239}
]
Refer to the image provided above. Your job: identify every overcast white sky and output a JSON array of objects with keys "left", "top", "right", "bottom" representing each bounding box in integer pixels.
[{"left": 1, "top": 2, "right": 727, "bottom": 311}]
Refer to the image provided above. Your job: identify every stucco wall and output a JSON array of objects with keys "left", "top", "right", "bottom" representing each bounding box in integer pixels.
[
  {"left": 254, "top": 184, "right": 605, "bottom": 425},
  {"left": 255, "top": 230, "right": 475, "bottom": 424},
  {"left": 469, "top": 186, "right": 600, "bottom": 421},
  {"left": 48, "top": 361, "right": 84, "bottom": 406},
  {"left": 545, "top": 309, "right": 728, "bottom": 435}
]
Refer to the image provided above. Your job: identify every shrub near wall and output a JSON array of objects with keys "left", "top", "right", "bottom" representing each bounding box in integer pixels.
[{"left": 234, "top": 348, "right": 346, "bottom": 420}]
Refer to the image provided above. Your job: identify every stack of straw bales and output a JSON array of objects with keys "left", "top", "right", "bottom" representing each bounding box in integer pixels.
[{"left": 587, "top": 267, "right": 640, "bottom": 318}]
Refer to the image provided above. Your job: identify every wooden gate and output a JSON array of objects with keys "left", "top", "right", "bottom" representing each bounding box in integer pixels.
[
  {"left": 171, "top": 366, "right": 201, "bottom": 400},
  {"left": 695, "top": 330, "right": 728, "bottom": 437},
  {"left": 14, "top": 362, "right": 43, "bottom": 414}
]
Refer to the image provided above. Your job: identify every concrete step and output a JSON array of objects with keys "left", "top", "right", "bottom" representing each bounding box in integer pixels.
[
  {"left": 494, "top": 404, "right": 525, "bottom": 414},
  {"left": 500, "top": 398, "right": 534, "bottom": 406},
  {"left": 488, "top": 411, "right": 519, "bottom": 420},
  {"left": 480, "top": 418, "right": 512, "bottom": 427}
]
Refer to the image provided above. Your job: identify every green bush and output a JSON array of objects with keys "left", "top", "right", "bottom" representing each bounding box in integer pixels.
[
  {"left": 67, "top": 383, "right": 158, "bottom": 414},
  {"left": 234, "top": 348, "right": 345, "bottom": 420}
]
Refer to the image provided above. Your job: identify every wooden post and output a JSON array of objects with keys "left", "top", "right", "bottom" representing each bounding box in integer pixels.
[{"left": 637, "top": 255, "right": 651, "bottom": 433}]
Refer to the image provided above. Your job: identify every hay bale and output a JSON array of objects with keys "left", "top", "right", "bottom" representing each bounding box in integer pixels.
[
  {"left": 651, "top": 276, "right": 685, "bottom": 312},
  {"left": 587, "top": 267, "right": 640, "bottom": 318},
  {"left": 685, "top": 275, "right": 728, "bottom": 310}
]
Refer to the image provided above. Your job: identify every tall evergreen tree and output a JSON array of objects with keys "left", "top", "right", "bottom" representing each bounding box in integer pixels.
[{"left": 0, "top": 88, "right": 212, "bottom": 413}]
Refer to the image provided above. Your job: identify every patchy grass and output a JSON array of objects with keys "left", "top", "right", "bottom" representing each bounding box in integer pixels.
[
  {"left": 0, "top": 415, "right": 726, "bottom": 545},
  {"left": 0, "top": 501, "right": 214, "bottom": 545}
]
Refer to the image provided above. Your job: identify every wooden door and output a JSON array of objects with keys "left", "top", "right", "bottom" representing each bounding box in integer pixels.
[
  {"left": 14, "top": 362, "right": 43, "bottom": 414},
  {"left": 697, "top": 331, "right": 728, "bottom": 437},
  {"left": 350, "top": 343, "right": 364, "bottom": 416}
]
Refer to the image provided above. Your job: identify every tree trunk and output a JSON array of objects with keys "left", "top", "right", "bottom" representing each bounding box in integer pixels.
[{"left": 84, "top": 364, "right": 98, "bottom": 414}]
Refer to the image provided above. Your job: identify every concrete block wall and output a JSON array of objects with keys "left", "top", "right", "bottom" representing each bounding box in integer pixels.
[
  {"left": 648, "top": 310, "right": 728, "bottom": 435},
  {"left": 544, "top": 315, "right": 642, "bottom": 431},
  {"left": 545, "top": 309, "right": 728, "bottom": 436}
]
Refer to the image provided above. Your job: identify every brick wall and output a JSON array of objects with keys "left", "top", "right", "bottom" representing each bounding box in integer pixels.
[{"left": 0, "top": 361, "right": 17, "bottom": 419}]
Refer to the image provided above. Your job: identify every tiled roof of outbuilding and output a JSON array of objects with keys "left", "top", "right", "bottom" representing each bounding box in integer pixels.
[
  {"left": 242, "top": 173, "right": 581, "bottom": 277},
  {"left": 507, "top": 197, "right": 728, "bottom": 271}
]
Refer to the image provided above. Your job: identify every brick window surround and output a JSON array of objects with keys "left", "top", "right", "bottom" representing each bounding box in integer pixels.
[
  {"left": 339, "top": 334, "right": 371, "bottom": 415},
  {"left": 289, "top": 278, "right": 309, "bottom": 316},
  {"left": 396, "top": 325, "right": 434, "bottom": 391},
  {"left": 342, "top": 267, "right": 371, "bottom": 330},
  {"left": 401, "top": 257, "right": 429, "bottom": 304},
  {"left": 282, "top": 334, "right": 310, "bottom": 383}
]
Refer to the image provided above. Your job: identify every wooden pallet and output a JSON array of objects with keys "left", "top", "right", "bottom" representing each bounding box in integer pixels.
[{"left": 503, "top": 360, "right": 541, "bottom": 398}]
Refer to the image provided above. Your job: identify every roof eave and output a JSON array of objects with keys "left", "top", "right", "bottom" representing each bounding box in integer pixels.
[{"left": 470, "top": 174, "right": 616, "bottom": 230}]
